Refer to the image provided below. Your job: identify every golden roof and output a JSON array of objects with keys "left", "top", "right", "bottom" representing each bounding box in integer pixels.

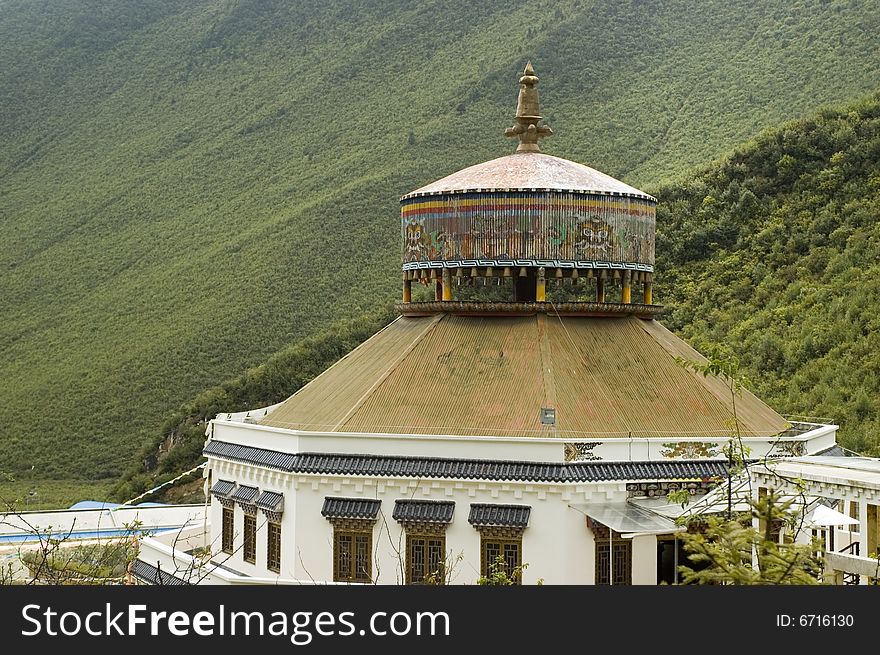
[{"left": 259, "top": 313, "right": 789, "bottom": 439}]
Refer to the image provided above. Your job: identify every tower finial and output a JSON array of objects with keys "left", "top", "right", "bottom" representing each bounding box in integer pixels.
[{"left": 504, "top": 61, "right": 553, "bottom": 153}]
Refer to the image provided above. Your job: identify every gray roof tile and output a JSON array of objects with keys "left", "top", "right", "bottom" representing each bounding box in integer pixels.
[
  {"left": 468, "top": 504, "right": 531, "bottom": 528},
  {"left": 131, "top": 559, "right": 189, "bottom": 586},
  {"left": 209, "top": 479, "right": 235, "bottom": 498},
  {"left": 204, "top": 440, "right": 730, "bottom": 483},
  {"left": 256, "top": 491, "right": 284, "bottom": 512},
  {"left": 392, "top": 500, "right": 455, "bottom": 523},
  {"left": 321, "top": 497, "right": 381, "bottom": 520},
  {"left": 229, "top": 485, "right": 258, "bottom": 504}
]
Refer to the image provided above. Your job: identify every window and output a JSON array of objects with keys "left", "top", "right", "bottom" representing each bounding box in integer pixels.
[
  {"left": 849, "top": 501, "right": 860, "bottom": 533},
  {"left": 267, "top": 521, "right": 281, "bottom": 572},
  {"left": 595, "top": 540, "right": 632, "bottom": 585},
  {"left": 407, "top": 534, "right": 445, "bottom": 584},
  {"left": 243, "top": 514, "right": 257, "bottom": 564},
  {"left": 334, "top": 530, "right": 372, "bottom": 582},
  {"left": 221, "top": 507, "right": 234, "bottom": 554},
  {"left": 480, "top": 537, "right": 522, "bottom": 584}
]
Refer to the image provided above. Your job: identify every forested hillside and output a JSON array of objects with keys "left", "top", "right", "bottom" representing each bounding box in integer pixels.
[
  {"left": 1, "top": 0, "right": 878, "bottom": 490},
  {"left": 117, "top": 93, "right": 880, "bottom": 505},
  {"left": 656, "top": 92, "right": 880, "bottom": 455}
]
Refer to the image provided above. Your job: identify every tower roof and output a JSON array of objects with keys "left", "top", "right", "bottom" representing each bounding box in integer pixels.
[
  {"left": 259, "top": 313, "right": 790, "bottom": 439},
  {"left": 401, "top": 151, "right": 655, "bottom": 202},
  {"left": 399, "top": 63, "right": 656, "bottom": 287}
]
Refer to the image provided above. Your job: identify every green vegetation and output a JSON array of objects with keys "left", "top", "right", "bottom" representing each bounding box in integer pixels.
[
  {"left": 656, "top": 91, "right": 880, "bottom": 455},
  {"left": 20, "top": 539, "right": 140, "bottom": 584},
  {"left": 0, "top": 0, "right": 878, "bottom": 489},
  {"left": 677, "top": 491, "right": 823, "bottom": 585},
  {"left": 111, "top": 307, "right": 395, "bottom": 502},
  {"left": 0, "top": 478, "right": 115, "bottom": 511},
  {"left": 477, "top": 555, "right": 531, "bottom": 586}
]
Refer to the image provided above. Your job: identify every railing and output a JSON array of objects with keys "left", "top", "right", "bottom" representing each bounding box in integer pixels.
[
  {"left": 836, "top": 542, "right": 861, "bottom": 585},
  {"left": 775, "top": 421, "right": 829, "bottom": 438},
  {"left": 839, "top": 541, "right": 859, "bottom": 556}
]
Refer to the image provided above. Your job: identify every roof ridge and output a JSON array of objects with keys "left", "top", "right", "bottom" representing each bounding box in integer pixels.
[
  {"left": 633, "top": 319, "right": 789, "bottom": 435},
  {"left": 258, "top": 315, "right": 405, "bottom": 415},
  {"left": 331, "top": 313, "right": 445, "bottom": 430}
]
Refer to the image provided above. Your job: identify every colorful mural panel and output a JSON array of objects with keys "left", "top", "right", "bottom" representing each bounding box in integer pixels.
[{"left": 401, "top": 191, "right": 656, "bottom": 267}]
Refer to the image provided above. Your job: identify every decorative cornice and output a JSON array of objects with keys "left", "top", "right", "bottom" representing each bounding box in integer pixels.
[
  {"left": 204, "top": 440, "right": 730, "bottom": 484},
  {"left": 396, "top": 301, "right": 662, "bottom": 318}
]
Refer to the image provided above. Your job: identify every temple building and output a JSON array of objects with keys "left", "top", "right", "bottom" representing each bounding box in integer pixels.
[{"left": 135, "top": 64, "right": 852, "bottom": 586}]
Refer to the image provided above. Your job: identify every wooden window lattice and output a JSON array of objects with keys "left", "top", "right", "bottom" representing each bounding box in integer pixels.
[
  {"left": 243, "top": 514, "right": 256, "bottom": 564},
  {"left": 221, "top": 507, "right": 234, "bottom": 555},
  {"left": 267, "top": 521, "right": 282, "bottom": 573},
  {"left": 407, "top": 534, "right": 446, "bottom": 585},
  {"left": 334, "top": 530, "right": 372, "bottom": 582},
  {"left": 480, "top": 536, "right": 522, "bottom": 584},
  {"left": 595, "top": 540, "right": 632, "bottom": 585}
]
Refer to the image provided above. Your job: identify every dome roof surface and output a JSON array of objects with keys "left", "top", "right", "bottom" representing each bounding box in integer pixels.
[
  {"left": 259, "top": 313, "right": 788, "bottom": 439},
  {"left": 402, "top": 152, "right": 656, "bottom": 202}
]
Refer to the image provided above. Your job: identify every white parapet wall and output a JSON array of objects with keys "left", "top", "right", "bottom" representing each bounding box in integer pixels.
[{"left": 0, "top": 504, "right": 206, "bottom": 544}]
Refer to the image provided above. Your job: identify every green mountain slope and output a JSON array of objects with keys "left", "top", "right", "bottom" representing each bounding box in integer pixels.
[
  {"left": 1, "top": 0, "right": 878, "bottom": 482},
  {"left": 656, "top": 91, "right": 880, "bottom": 455},
  {"left": 119, "top": 90, "right": 880, "bottom": 506}
]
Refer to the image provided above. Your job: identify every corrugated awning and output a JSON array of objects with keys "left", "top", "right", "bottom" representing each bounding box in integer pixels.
[
  {"left": 230, "top": 485, "right": 258, "bottom": 505},
  {"left": 393, "top": 500, "right": 455, "bottom": 523},
  {"left": 256, "top": 491, "right": 284, "bottom": 513},
  {"left": 209, "top": 479, "right": 235, "bottom": 498},
  {"left": 468, "top": 504, "right": 531, "bottom": 528},
  {"left": 321, "top": 497, "right": 381, "bottom": 520},
  {"left": 570, "top": 503, "right": 683, "bottom": 537}
]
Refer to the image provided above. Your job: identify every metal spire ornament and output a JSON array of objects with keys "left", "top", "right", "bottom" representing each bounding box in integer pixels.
[{"left": 504, "top": 62, "right": 553, "bottom": 152}]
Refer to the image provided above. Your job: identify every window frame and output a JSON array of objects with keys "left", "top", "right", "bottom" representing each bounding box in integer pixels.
[
  {"left": 595, "top": 539, "right": 633, "bottom": 585},
  {"left": 221, "top": 507, "right": 234, "bottom": 555},
  {"left": 243, "top": 513, "right": 257, "bottom": 564},
  {"left": 480, "top": 535, "right": 522, "bottom": 585},
  {"left": 333, "top": 529, "right": 373, "bottom": 583},
  {"left": 406, "top": 533, "right": 446, "bottom": 585},
  {"left": 267, "top": 521, "right": 282, "bottom": 573}
]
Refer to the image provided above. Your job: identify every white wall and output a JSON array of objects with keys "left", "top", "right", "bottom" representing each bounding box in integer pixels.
[
  {"left": 206, "top": 457, "right": 654, "bottom": 585},
  {"left": 211, "top": 419, "right": 837, "bottom": 464},
  {"left": 631, "top": 535, "right": 657, "bottom": 585},
  {"left": 0, "top": 504, "right": 205, "bottom": 540}
]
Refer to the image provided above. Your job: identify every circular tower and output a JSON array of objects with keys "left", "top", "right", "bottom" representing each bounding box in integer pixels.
[{"left": 400, "top": 63, "right": 658, "bottom": 312}]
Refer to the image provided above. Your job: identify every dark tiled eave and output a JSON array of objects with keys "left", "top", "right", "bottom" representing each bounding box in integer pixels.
[
  {"left": 204, "top": 440, "right": 730, "bottom": 483},
  {"left": 469, "top": 504, "right": 531, "bottom": 528},
  {"left": 209, "top": 479, "right": 235, "bottom": 498},
  {"left": 131, "top": 560, "right": 190, "bottom": 586},
  {"left": 229, "top": 485, "right": 258, "bottom": 504},
  {"left": 256, "top": 491, "right": 284, "bottom": 512},
  {"left": 393, "top": 500, "right": 455, "bottom": 523},
  {"left": 322, "top": 497, "right": 381, "bottom": 520}
]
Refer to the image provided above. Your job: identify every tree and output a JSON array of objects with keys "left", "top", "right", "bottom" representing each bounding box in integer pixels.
[
  {"left": 670, "top": 345, "right": 823, "bottom": 584},
  {"left": 477, "top": 555, "right": 530, "bottom": 586},
  {"left": 0, "top": 504, "right": 145, "bottom": 585},
  {"left": 676, "top": 490, "right": 822, "bottom": 585}
]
